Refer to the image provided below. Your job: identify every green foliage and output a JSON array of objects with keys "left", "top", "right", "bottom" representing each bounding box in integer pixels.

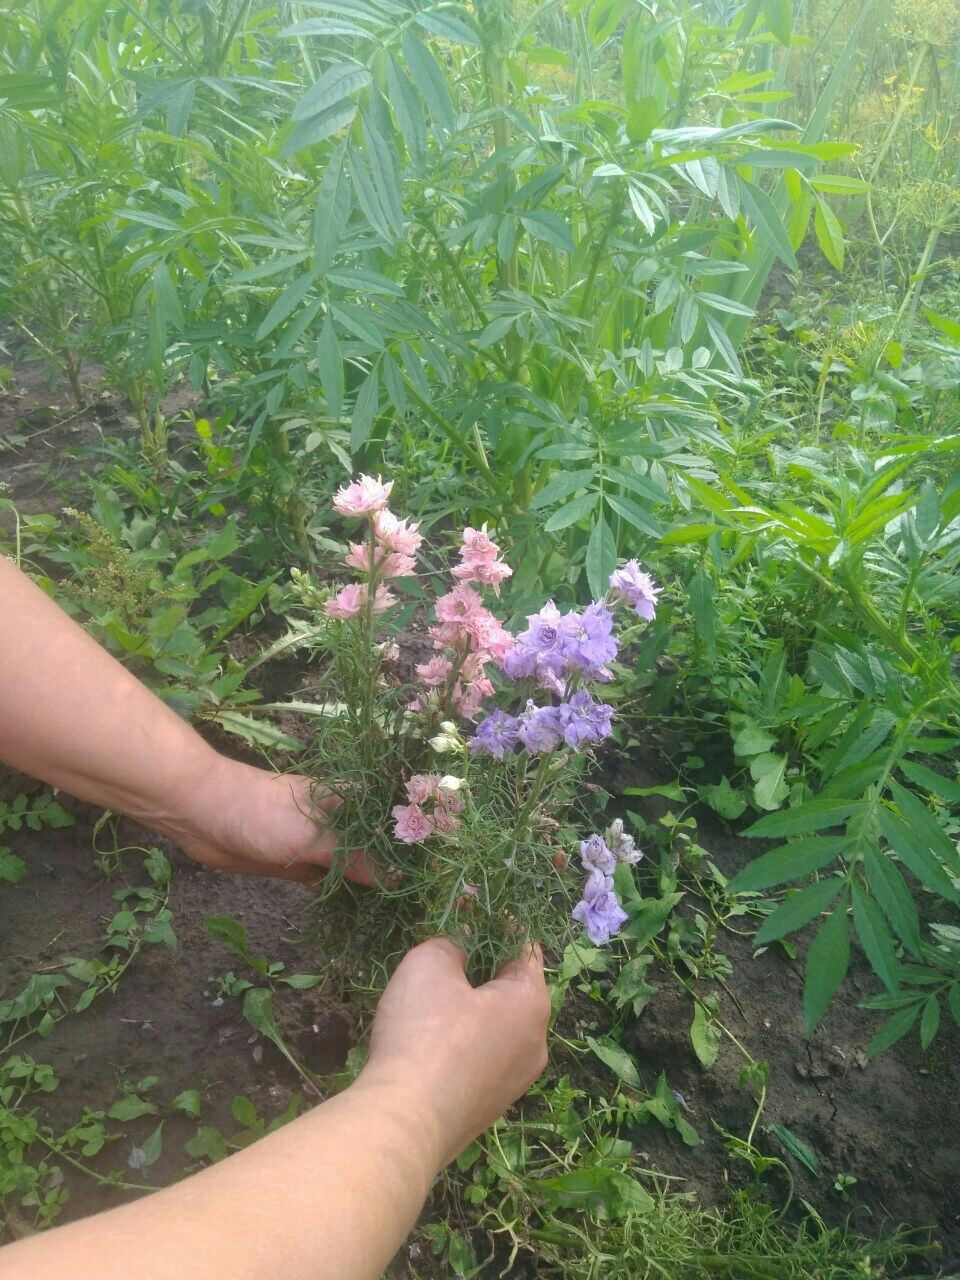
[{"left": 2, "top": 5, "right": 960, "bottom": 1271}]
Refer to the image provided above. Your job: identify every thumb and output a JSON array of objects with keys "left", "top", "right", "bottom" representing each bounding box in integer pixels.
[{"left": 492, "top": 942, "right": 545, "bottom": 989}]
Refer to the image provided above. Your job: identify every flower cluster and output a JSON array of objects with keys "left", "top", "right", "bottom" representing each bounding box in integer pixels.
[
  {"left": 502, "top": 600, "right": 618, "bottom": 690},
  {"left": 325, "top": 474, "right": 663, "bottom": 954},
  {"left": 609, "top": 560, "right": 660, "bottom": 620},
  {"left": 451, "top": 525, "right": 512, "bottom": 594},
  {"left": 469, "top": 689, "right": 615, "bottom": 759},
  {"left": 392, "top": 774, "right": 464, "bottom": 844},
  {"left": 571, "top": 820, "right": 642, "bottom": 945},
  {"left": 325, "top": 476, "right": 422, "bottom": 620},
  {"left": 411, "top": 530, "right": 512, "bottom": 721}
]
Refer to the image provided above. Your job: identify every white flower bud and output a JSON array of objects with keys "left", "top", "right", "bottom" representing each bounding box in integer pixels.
[
  {"left": 438, "top": 775, "right": 464, "bottom": 792},
  {"left": 429, "top": 733, "right": 458, "bottom": 754}
]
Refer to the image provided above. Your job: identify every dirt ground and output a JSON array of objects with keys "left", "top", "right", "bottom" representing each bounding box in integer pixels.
[
  {"left": 1, "top": 782, "right": 957, "bottom": 1270},
  {"left": 2, "top": 360, "right": 959, "bottom": 1272}
]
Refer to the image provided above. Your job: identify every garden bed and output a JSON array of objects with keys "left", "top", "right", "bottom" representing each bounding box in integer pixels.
[
  {"left": 1, "top": 780, "right": 957, "bottom": 1267},
  {"left": 2, "top": 368, "right": 959, "bottom": 1272}
]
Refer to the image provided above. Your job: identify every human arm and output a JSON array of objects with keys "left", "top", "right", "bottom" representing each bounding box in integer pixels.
[
  {"left": 0, "top": 937, "right": 551, "bottom": 1280},
  {"left": 0, "top": 554, "right": 371, "bottom": 883}
]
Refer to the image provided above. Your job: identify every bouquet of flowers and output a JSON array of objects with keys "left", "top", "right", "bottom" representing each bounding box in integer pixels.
[{"left": 293, "top": 475, "right": 660, "bottom": 982}]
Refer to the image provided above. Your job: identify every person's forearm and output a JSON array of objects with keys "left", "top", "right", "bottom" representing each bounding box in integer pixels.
[
  {"left": 0, "top": 555, "right": 221, "bottom": 833},
  {"left": 1, "top": 1066, "right": 444, "bottom": 1280}
]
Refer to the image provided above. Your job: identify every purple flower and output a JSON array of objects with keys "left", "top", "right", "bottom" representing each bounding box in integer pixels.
[
  {"left": 606, "top": 817, "right": 642, "bottom": 866},
  {"left": 521, "top": 600, "right": 562, "bottom": 649},
  {"left": 558, "top": 690, "right": 614, "bottom": 750},
  {"left": 535, "top": 665, "right": 566, "bottom": 697},
  {"left": 609, "top": 561, "right": 660, "bottom": 621},
  {"left": 580, "top": 834, "right": 617, "bottom": 876},
  {"left": 517, "top": 701, "right": 563, "bottom": 753},
  {"left": 558, "top": 603, "right": 618, "bottom": 671},
  {"left": 501, "top": 644, "right": 537, "bottom": 680},
  {"left": 572, "top": 872, "right": 628, "bottom": 945},
  {"left": 503, "top": 601, "right": 567, "bottom": 681},
  {"left": 468, "top": 710, "right": 520, "bottom": 759}
]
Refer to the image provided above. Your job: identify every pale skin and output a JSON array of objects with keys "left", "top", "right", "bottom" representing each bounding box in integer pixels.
[{"left": 0, "top": 556, "right": 551, "bottom": 1280}]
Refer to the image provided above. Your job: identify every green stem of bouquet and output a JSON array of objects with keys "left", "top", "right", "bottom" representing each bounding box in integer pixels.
[{"left": 358, "top": 514, "right": 379, "bottom": 755}]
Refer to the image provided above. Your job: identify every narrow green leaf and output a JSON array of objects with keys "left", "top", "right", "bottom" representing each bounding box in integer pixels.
[
  {"left": 401, "top": 30, "right": 454, "bottom": 131},
  {"left": 851, "top": 883, "right": 900, "bottom": 994},
  {"left": 762, "top": 0, "right": 792, "bottom": 43},
  {"left": 689, "top": 567, "right": 716, "bottom": 662},
  {"left": 745, "top": 799, "right": 860, "bottom": 839},
  {"left": 292, "top": 64, "right": 371, "bottom": 122},
  {"left": 585, "top": 514, "right": 616, "bottom": 600},
  {"left": 920, "top": 994, "right": 941, "bottom": 1049},
  {"left": 728, "top": 837, "right": 846, "bottom": 894},
  {"left": 604, "top": 492, "right": 662, "bottom": 537},
  {"left": 386, "top": 56, "right": 426, "bottom": 168},
  {"left": 864, "top": 846, "right": 925, "bottom": 958},
  {"left": 887, "top": 780, "right": 960, "bottom": 871},
  {"left": 803, "top": 903, "right": 850, "bottom": 1034},
  {"left": 520, "top": 210, "right": 575, "bottom": 253},
  {"left": 255, "top": 275, "right": 314, "bottom": 341},
  {"left": 543, "top": 491, "right": 598, "bottom": 532},
  {"left": 283, "top": 101, "right": 357, "bottom": 156},
  {"left": 529, "top": 468, "right": 596, "bottom": 511},
  {"left": 768, "top": 1124, "right": 820, "bottom": 1176},
  {"left": 754, "top": 878, "right": 842, "bottom": 947},
  {"left": 350, "top": 364, "right": 380, "bottom": 452},
  {"left": 878, "top": 809, "right": 960, "bottom": 904},
  {"left": 865, "top": 1003, "right": 920, "bottom": 1059},
  {"left": 606, "top": 465, "right": 670, "bottom": 505},
  {"left": 809, "top": 174, "right": 870, "bottom": 194},
  {"left": 313, "top": 148, "right": 350, "bottom": 276},
  {"left": 414, "top": 9, "right": 479, "bottom": 45},
  {"left": 362, "top": 112, "right": 404, "bottom": 237},
  {"left": 738, "top": 176, "right": 798, "bottom": 270},
  {"left": 704, "top": 313, "right": 744, "bottom": 377},
  {"left": 813, "top": 196, "right": 844, "bottom": 270},
  {"left": 317, "top": 314, "right": 344, "bottom": 419}
]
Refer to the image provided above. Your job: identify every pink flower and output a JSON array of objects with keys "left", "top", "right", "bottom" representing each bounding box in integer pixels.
[
  {"left": 469, "top": 612, "right": 513, "bottom": 662},
  {"left": 345, "top": 542, "right": 376, "bottom": 573},
  {"left": 432, "top": 805, "right": 461, "bottom": 835},
  {"left": 405, "top": 774, "right": 441, "bottom": 805},
  {"left": 460, "top": 526, "right": 499, "bottom": 561},
  {"left": 452, "top": 525, "right": 513, "bottom": 595},
  {"left": 326, "top": 583, "right": 396, "bottom": 619},
  {"left": 416, "top": 655, "right": 453, "bottom": 687},
  {"left": 435, "top": 584, "right": 486, "bottom": 626},
  {"left": 374, "top": 510, "right": 422, "bottom": 555},
  {"left": 345, "top": 544, "right": 416, "bottom": 579},
  {"left": 455, "top": 680, "right": 492, "bottom": 719},
  {"left": 371, "top": 584, "right": 397, "bottom": 613},
  {"left": 379, "top": 552, "right": 416, "bottom": 579},
  {"left": 452, "top": 557, "right": 513, "bottom": 593},
  {"left": 392, "top": 804, "right": 434, "bottom": 843},
  {"left": 324, "top": 584, "right": 366, "bottom": 619},
  {"left": 333, "top": 474, "right": 393, "bottom": 517}
]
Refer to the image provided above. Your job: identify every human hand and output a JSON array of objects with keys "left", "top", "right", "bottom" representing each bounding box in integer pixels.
[
  {"left": 163, "top": 756, "right": 376, "bottom": 887},
  {"left": 364, "top": 938, "right": 550, "bottom": 1167}
]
